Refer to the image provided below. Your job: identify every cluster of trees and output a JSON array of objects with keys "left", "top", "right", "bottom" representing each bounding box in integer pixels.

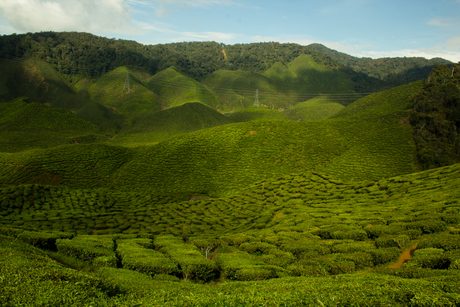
[
  {"left": 410, "top": 64, "right": 460, "bottom": 169},
  {"left": 308, "top": 43, "right": 452, "bottom": 86},
  {"left": 0, "top": 32, "right": 339, "bottom": 82},
  {"left": 1, "top": 31, "right": 447, "bottom": 92}
]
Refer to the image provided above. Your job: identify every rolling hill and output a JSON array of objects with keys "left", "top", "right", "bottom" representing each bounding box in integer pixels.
[
  {"left": 108, "top": 102, "right": 235, "bottom": 146},
  {"left": 1, "top": 31, "right": 459, "bottom": 307},
  {"left": 88, "top": 66, "right": 164, "bottom": 115}
]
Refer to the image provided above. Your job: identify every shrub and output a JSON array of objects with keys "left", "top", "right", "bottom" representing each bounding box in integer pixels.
[
  {"left": 404, "top": 248, "right": 450, "bottom": 269},
  {"left": 369, "top": 247, "right": 401, "bottom": 265},
  {"left": 405, "top": 220, "right": 447, "bottom": 234},
  {"left": 286, "top": 263, "right": 328, "bottom": 277},
  {"left": 219, "top": 233, "right": 258, "bottom": 246},
  {"left": 280, "top": 239, "right": 330, "bottom": 258},
  {"left": 117, "top": 238, "right": 178, "bottom": 276},
  {"left": 375, "top": 235, "right": 410, "bottom": 249},
  {"left": 56, "top": 235, "right": 115, "bottom": 263},
  {"left": 331, "top": 242, "right": 375, "bottom": 254},
  {"left": 93, "top": 255, "right": 118, "bottom": 268},
  {"left": 340, "top": 252, "right": 374, "bottom": 270},
  {"left": 0, "top": 227, "right": 74, "bottom": 250},
  {"left": 214, "top": 251, "right": 283, "bottom": 281},
  {"left": 418, "top": 233, "right": 460, "bottom": 251},
  {"left": 154, "top": 235, "right": 216, "bottom": 281}
]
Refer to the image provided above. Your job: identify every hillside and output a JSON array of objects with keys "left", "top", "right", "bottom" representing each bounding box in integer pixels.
[
  {"left": 1, "top": 31, "right": 460, "bottom": 306},
  {"left": 146, "top": 67, "right": 220, "bottom": 109},
  {"left": 108, "top": 102, "right": 235, "bottom": 146},
  {"left": 282, "top": 96, "right": 345, "bottom": 121},
  {"left": 227, "top": 107, "right": 289, "bottom": 122},
  {"left": 1, "top": 161, "right": 460, "bottom": 305},
  {"left": 308, "top": 43, "right": 453, "bottom": 85},
  {"left": 0, "top": 58, "right": 121, "bottom": 131},
  {"left": 0, "top": 80, "right": 423, "bottom": 199},
  {"left": 88, "top": 66, "right": 164, "bottom": 115}
]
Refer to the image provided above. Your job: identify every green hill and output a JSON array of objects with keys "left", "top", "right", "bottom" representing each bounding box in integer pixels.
[
  {"left": 227, "top": 107, "right": 289, "bottom": 122},
  {"left": 108, "top": 102, "right": 235, "bottom": 146},
  {"left": 0, "top": 58, "right": 121, "bottom": 132},
  {"left": 282, "top": 96, "right": 345, "bottom": 121},
  {"left": 0, "top": 97, "right": 105, "bottom": 152},
  {"left": 308, "top": 43, "right": 453, "bottom": 85},
  {"left": 0, "top": 81, "right": 423, "bottom": 197},
  {"left": 88, "top": 66, "right": 164, "bottom": 115},
  {"left": 1, "top": 161, "right": 460, "bottom": 305},
  {"left": 146, "top": 67, "right": 219, "bottom": 109}
]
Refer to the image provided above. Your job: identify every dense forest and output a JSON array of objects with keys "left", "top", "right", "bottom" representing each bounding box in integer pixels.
[
  {"left": 0, "top": 31, "right": 450, "bottom": 92},
  {"left": 308, "top": 43, "right": 452, "bottom": 86},
  {"left": 0, "top": 32, "right": 337, "bottom": 81},
  {"left": 410, "top": 63, "right": 460, "bottom": 169}
]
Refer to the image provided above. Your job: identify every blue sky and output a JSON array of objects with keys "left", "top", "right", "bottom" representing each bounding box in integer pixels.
[{"left": 0, "top": 0, "right": 459, "bottom": 62}]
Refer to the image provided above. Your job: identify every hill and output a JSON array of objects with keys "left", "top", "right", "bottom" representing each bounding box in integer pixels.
[
  {"left": 1, "top": 161, "right": 460, "bottom": 305},
  {"left": 308, "top": 43, "right": 453, "bottom": 85},
  {"left": 282, "top": 96, "right": 345, "bottom": 121},
  {"left": 0, "top": 58, "right": 121, "bottom": 131},
  {"left": 88, "top": 66, "right": 164, "bottom": 115},
  {"left": 0, "top": 80, "right": 423, "bottom": 199},
  {"left": 108, "top": 102, "right": 235, "bottom": 146},
  {"left": 227, "top": 107, "right": 289, "bottom": 122},
  {"left": 1, "top": 31, "right": 442, "bottom": 109},
  {"left": 146, "top": 67, "right": 219, "bottom": 109}
]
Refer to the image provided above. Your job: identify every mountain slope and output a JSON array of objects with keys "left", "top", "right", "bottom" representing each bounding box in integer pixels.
[
  {"left": 282, "top": 96, "right": 345, "bottom": 121},
  {"left": 0, "top": 58, "right": 121, "bottom": 131},
  {"left": 308, "top": 43, "right": 453, "bottom": 85},
  {"left": 108, "top": 102, "right": 235, "bottom": 146},
  {"left": 88, "top": 66, "right": 165, "bottom": 115},
  {"left": 146, "top": 67, "right": 219, "bottom": 109}
]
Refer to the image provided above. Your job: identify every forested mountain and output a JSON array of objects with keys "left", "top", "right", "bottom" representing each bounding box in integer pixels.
[
  {"left": 308, "top": 43, "right": 452, "bottom": 86},
  {"left": 0, "top": 31, "right": 450, "bottom": 92}
]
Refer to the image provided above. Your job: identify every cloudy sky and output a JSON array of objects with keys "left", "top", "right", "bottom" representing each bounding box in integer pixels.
[{"left": 0, "top": 0, "right": 459, "bottom": 62}]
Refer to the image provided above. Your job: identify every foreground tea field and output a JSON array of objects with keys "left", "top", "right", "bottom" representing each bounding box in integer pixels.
[{"left": 1, "top": 163, "right": 460, "bottom": 305}]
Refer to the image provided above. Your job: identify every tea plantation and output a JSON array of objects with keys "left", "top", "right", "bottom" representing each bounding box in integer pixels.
[
  {"left": 1, "top": 67, "right": 460, "bottom": 305},
  {"left": 1, "top": 162, "right": 460, "bottom": 306}
]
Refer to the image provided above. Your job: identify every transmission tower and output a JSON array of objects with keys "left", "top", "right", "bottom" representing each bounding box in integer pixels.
[
  {"left": 122, "top": 69, "right": 131, "bottom": 93},
  {"left": 253, "top": 89, "right": 259, "bottom": 108}
]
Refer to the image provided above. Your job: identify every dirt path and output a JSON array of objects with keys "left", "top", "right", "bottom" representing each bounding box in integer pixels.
[{"left": 388, "top": 243, "right": 418, "bottom": 268}]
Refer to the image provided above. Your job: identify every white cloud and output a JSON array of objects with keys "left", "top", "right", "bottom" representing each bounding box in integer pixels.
[
  {"left": 0, "top": 0, "right": 140, "bottom": 35},
  {"left": 446, "top": 36, "right": 460, "bottom": 51},
  {"left": 427, "top": 17, "right": 457, "bottom": 27}
]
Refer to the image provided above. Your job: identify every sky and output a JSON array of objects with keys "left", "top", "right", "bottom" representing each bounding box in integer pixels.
[{"left": 0, "top": 0, "right": 459, "bottom": 62}]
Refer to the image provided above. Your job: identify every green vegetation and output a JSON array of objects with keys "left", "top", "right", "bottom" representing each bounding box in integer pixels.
[
  {"left": 409, "top": 63, "right": 460, "bottom": 169},
  {"left": 227, "top": 107, "right": 288, "bottom": 122},
  {"left": 308, "top": 43, "right": 452, "bottom": 86},
  {"left": 88, "top": 66, "right": 164, "bottom": 115},
  {"left": 282, "top": 96, "right": 345, "bottom": 121},
  {"left": 107, "top": 102, "right": 235, "bottom": 146},
  {"left": 1, "top": 31, "right": 460, "bottom": 306},
  {"left": 1, "top": 162, "right": 460, "bottom": 305}
]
